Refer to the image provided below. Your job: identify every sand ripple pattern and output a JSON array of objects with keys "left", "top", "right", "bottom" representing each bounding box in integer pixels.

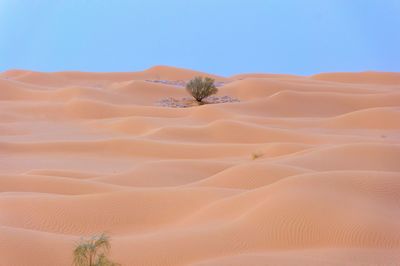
[{"left": 0, "top": 66, "right": 400, "bottom": 265}]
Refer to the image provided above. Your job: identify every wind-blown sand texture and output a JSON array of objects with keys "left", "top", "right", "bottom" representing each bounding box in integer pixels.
[{"left": 1, "top": 66, "right": 400, "bottom": 266}]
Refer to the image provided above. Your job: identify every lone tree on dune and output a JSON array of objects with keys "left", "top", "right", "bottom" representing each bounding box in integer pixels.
[
  {"left": 186, "top": 76, "right": 218, "bottom": 104},
  {"left": 73, "top": 233, "right": 120, "bottom": 266}
]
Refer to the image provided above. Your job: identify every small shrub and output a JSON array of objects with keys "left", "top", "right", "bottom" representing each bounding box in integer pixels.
[
  {"left": 186, "top": 76, "right": 218, "bottom": 104},
  {"left": 251, "top": 152, "right": 264, "bottom": 160},
  {"left": 73, "top": 233, "right": 120, "bottom": 266}
]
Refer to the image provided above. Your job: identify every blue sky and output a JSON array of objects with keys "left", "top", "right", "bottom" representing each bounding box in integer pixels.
[{"left": 0, "top": 0, "right": 399, "bottom": 76}]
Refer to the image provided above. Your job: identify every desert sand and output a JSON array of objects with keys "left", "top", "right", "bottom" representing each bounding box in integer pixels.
[{"left": 0, "top": 65, "right": 400, "bottom": 266}]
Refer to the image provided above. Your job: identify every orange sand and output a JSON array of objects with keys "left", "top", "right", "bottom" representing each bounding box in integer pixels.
[{"left": 0, "top": 66, "right": 400, "bottom": 265}]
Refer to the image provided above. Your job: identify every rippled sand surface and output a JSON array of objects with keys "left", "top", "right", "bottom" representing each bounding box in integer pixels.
[{"left": 1, "top": 66, "right": 400, "bottom": 265}]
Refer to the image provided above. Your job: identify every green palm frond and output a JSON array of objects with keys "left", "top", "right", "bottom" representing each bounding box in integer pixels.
[
  {"left": 73, "top": 233, "right": 119, "bottom": 266},
  {"left": 73, "top": 242, "right": 91, "bottom": 266},
  {"left": 91, "top": 233, "right": 111, "bottom": 254}
]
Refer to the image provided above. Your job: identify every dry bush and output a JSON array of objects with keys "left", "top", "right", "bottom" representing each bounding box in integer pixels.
[
  {"left": 251, "top": 151, "right": 264, "bottom": 160},
  {"left": 186, "top": 76, "right": 218, "bottom": 104}
]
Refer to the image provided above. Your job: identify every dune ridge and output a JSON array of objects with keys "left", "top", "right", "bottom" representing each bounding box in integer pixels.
[{"left": 0, "top": 67, "right": 399, "bottom": 266}]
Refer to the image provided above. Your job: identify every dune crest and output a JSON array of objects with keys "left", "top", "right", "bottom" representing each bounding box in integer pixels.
[{"left": 0, "top": 67, "right": 399, "bottom": 266}]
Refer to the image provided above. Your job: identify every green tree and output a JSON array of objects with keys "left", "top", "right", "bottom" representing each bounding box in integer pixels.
[
  {"left": 186, "top": 76, "right": 218, "bottom": 104},
  {"left": 73, "top": 233, "right": 120, "bottom": 266}
]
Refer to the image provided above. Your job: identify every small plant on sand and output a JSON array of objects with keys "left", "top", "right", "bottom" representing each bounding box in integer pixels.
[
  {"left": 73, "top": 233, "right": 120, "bottom": 266},
  {"left": 186, "top": 76, "right": 218, "bottom": 104},
  {"left": 251, "top": 151, "right": 264, "bottom": 160}
]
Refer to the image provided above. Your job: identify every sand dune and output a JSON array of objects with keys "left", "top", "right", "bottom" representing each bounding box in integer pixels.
[
  {"left": 0, "top": 66, "right": 399, "bottom": 265},
  {"left": 311, "top": 71, "right": 400, "bottom": 85}
]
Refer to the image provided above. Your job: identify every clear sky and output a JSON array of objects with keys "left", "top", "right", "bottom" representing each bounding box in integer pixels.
[{"left": 0, "top": 0, "right": 399, "bottom": 76}]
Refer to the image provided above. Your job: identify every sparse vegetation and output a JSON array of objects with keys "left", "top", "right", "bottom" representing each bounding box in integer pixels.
[
  {"left": 251, "top": 151, "right": 264, "bottom": 160},
  {"left": 73, "top": 233, "right": 120, "bottom": 266},
  {"left": 186, "top": 76, "right": 218, "bottom": 104}
]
